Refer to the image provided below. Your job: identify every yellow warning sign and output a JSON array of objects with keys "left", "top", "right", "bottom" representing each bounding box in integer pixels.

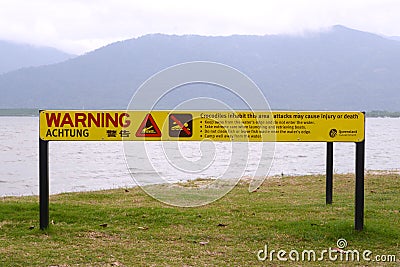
[{"left": 39, "top": 110, "right": 364, "bottom": 142}]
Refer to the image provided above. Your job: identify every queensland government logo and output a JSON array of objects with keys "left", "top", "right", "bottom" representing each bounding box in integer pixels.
[{"left": 329, "top": 129, "right": 337, "bottom": 138}]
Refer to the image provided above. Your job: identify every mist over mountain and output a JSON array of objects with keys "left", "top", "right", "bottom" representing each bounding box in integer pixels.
[
  {"left": 1, "top": 25, "right": 400, "bottom": 111},
  {"left": 388, "top": 36, "right": 400, "bottom": 42},
  {"left": 0, "top": 40, "right": 75, "bottom": 74}
]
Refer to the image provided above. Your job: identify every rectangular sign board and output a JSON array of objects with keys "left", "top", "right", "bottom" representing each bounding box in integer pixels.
[{"left": 39, "top": 110, "right": 364, "bottom": 142}]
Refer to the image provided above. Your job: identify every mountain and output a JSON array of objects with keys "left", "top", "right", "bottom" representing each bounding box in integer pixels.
[
  {"left": 0, "top": 40, "right": 75, "bottom": 74},
  {"left": 1, "top": 25, "right": 400, "bottom": 111},
  {"left": 387, "top": 36, "right": 400, "bottom": 42}
]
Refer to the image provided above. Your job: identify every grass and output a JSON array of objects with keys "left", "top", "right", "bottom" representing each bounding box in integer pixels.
[{"left": 0, "top": 173, "right": 399, "bottom": 266}]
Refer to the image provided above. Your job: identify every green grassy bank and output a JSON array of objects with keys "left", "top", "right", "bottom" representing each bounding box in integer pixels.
[{"left": 1, "top": 173, "right": 399, "bottom": 266}]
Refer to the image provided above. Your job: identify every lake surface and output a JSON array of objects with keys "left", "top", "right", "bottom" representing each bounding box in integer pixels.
[{"left": 0, "top": 117, "right": 399, "bottom": 196}]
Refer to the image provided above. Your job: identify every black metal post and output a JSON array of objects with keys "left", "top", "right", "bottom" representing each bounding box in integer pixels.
[
  {"left": 326, "top": 142, "right": 333, "bottom": 204},
  {"left": 355, "top": 140, "right": 365, "bottom": 231},
  {"left": 39, "top": 138, "right": 49, "bottom": 230}
]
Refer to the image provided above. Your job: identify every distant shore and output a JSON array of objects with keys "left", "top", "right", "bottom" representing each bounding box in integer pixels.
[{"left": 0, "top": 108, "right": 38, "bottom": 116}]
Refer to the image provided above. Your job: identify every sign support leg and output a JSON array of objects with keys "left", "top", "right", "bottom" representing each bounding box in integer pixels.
[
  {"left": 326, "top": 142, "right": 333, "bottom": 204},
  {"left": 39, "top": 138, "right": 49, "bottom": 230},
  {"left": 355, "top": 140, "right": 365, "bottom": 231}
]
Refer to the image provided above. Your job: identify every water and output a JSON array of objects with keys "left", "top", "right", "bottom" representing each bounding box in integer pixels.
[{"left": 0, "top": 117, "right": 399, "bottom": 196}]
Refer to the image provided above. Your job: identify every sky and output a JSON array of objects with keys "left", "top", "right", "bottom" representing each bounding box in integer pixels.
[{"left": 0, "top": 0, "right": 400, "bottom": 55}]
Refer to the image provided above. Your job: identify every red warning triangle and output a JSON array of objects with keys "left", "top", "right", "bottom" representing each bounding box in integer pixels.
[{"left": 135, "top": 113, "right": 162, "bottom": 137}]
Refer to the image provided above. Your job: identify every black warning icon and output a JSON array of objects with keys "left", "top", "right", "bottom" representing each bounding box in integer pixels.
[{"left": 169, "top": 114, "right": 192, "bottom": 137}]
